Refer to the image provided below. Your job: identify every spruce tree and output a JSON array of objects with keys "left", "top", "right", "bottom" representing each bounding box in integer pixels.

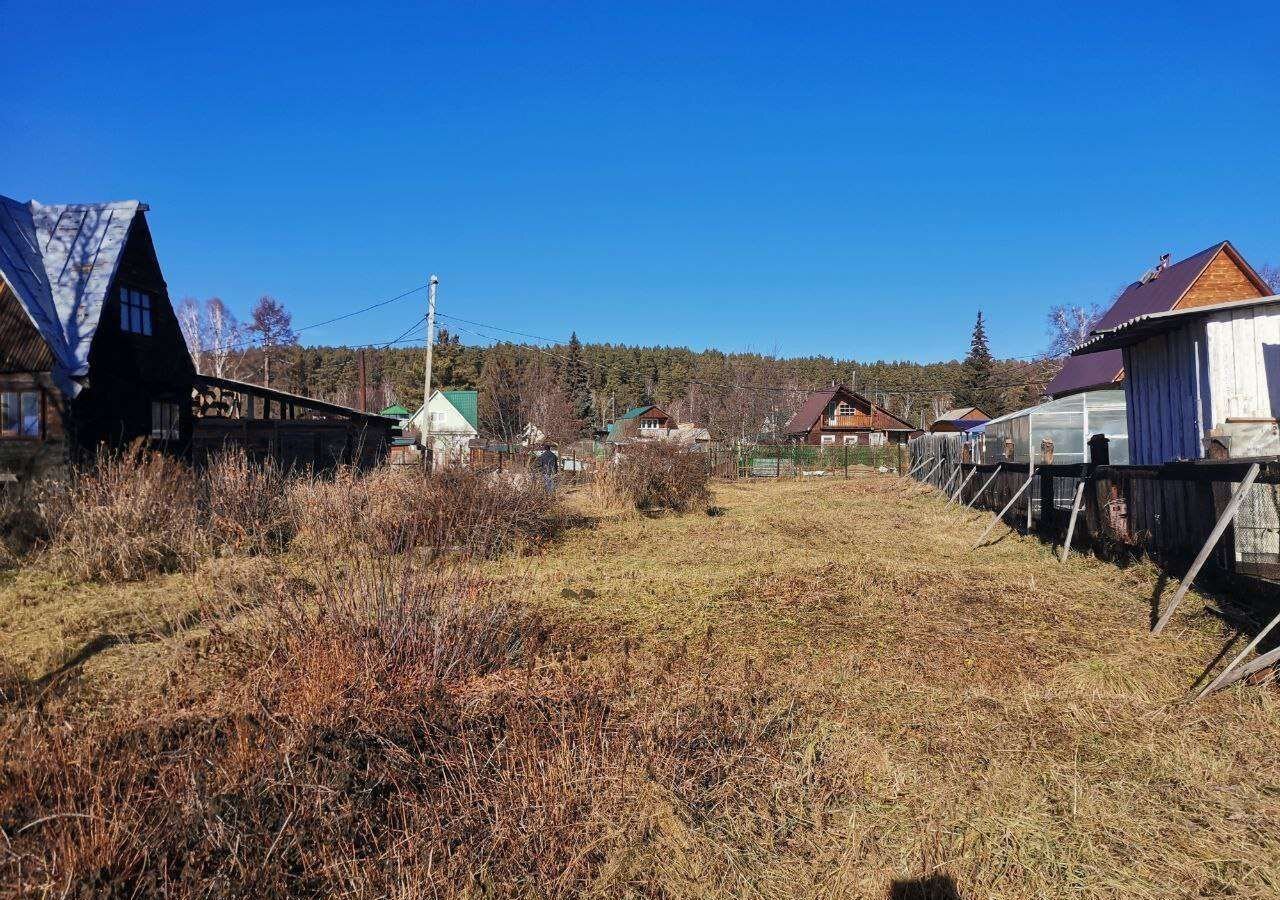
[
  {"left": 955, "top": 311, "right": 1000, "bottom": 415},
  {"left": 560, "top": 332, "right": 591, "bottom": 433}
]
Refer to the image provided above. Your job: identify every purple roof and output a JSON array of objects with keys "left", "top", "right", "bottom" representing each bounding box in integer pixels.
[{"left": 1046, "top": 242, "right": 1253, "bottom": 397}]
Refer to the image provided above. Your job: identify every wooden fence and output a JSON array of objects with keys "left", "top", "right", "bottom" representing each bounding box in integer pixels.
[{"left": 907, "top": 433, "right": 1280, "bottom": 577}]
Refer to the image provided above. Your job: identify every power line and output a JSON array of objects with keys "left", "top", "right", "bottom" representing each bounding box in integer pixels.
[{"left": 195, "top": 283, "right": 429, "bottom": 353}]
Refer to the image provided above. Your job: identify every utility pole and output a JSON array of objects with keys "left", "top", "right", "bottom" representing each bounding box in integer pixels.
[
  {"left": 358, "top": 349, "right": 368, "bottom": 413},
  {"left": 421, "top": 274, "right": 438, "bottom": 473}
]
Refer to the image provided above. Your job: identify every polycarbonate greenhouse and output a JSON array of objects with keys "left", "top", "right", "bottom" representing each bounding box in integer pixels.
[{"left": 973, "top": 389, "right": 1129, "bottom": 466}]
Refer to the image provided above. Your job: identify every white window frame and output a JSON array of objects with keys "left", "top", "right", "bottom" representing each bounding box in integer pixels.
[
  {"left": 869, "top": 431, "right": 887, "bottom": 447},
  {"left": 820, "top": 434, "right": 836, "bottom": 445},
  {"left": 843, "top": 435, "right": 858, "bottom": 445}
]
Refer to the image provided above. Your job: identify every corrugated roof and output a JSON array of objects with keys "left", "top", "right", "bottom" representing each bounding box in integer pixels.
[
  {"left": 380, "top": 404, "right": 411, "bottom": 416},
  {"left": 617, "top": 405, "right": 656, "bottom": 421},
  {"left": 934, "top": 406, "right": 988, "bottom": 423},
  {"left": 441, "top": 390, "right": 478, "bottom": 429},
  {"left": 1071, "top": 294, "right": 1280, "bottom": 354},
  {"left": 1046, "top": 242, "right": 1267, "bottom": 397},
  {"left": 0, "top": 195, "right": 142, "bottom": 395}
]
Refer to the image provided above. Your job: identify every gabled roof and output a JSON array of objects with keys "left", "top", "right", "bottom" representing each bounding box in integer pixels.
[
  {"left": 784, "top": 386, "right": 916, "bottom": 434},
  {"left": 617, "top": 405, "right": 658, "bottom": 420},
  {"left": 442, "top": 390, "right": 478, "bottom": 429},
  {"left": 380, "top": 404, "right": 411, "bottom": 417},
  {"left": 1046, "top": 241, "right": 1270, "bottom": 397},
  {"left": 0, "top": 196, "right": 143, "bottom": 394},
  {"left": 934, "top": 406, "right": 989, "bottom": 423},
  {"left": 1072, "top": 294, "right": 1280, "bottom": 354},
  {"left": 410, "top": 389, "right": 479, "bottom": 431}
]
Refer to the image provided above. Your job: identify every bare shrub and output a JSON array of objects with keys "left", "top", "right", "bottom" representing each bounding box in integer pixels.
[
  {"left": 600, "top": 442, "right": 712, "bottom": 513},
  {"left": 204, "top": 450, "right": 294, "bottom": 554},
  {"left": 42, "top": 446, "right": 204, "bottom": 582},
  {"left": 292, "top": 465, "right": 557, "bottom": 558},
  {"left": 0, "top": 480, "right": 54, "bottom": 568}
]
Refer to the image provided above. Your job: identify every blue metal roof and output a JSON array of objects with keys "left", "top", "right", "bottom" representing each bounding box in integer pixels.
[{"left": 0, "top": 196, "right": 143, "bottom": 395}]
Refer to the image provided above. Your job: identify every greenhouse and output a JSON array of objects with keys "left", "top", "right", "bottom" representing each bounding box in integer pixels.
[{"left": 972, "top": 389, "right": 1129, "bottom": 466}]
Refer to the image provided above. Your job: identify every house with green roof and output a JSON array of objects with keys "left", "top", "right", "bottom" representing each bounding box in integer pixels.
[
  {"left": 406, "top": 390, "right": 479, "bottom": 467},
  {"left": 606, "top": 404, "right": 674, "bottom": 443}
]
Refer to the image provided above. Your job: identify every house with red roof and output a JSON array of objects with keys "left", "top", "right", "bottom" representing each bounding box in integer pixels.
[
  {"left": 783, "top": 385, "right": 919, "bottom": 446},
  {"left": 1047, "top": 241, "right": 1271, "bottom": 398}
]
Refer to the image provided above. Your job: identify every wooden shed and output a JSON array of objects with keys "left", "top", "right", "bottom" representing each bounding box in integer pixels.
[
  {"left": 1074, "top": 294, "right": 1280, "bottom": 465},
  {"left": 1075, "top": 294, "right": 1280, "bottom": 574}
]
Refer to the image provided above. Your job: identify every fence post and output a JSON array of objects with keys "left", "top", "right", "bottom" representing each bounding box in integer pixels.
[{"left": 844, "top": 445, "right": 849, "bottom": 478}]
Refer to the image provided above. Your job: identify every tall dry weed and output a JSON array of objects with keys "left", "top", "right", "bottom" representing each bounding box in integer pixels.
[
  {"left": 42, "top": 446, "right": 204, "bottom": 582},
  {"left": 595, "top": 442, "right": 712, "bottom": 513}
]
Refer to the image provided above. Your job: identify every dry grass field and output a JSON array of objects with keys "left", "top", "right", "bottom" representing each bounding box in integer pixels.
[{"left": 3, "top": 471, "right": 1279, "bottom": 898}]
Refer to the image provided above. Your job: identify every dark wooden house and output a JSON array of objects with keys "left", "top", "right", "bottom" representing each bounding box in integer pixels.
[
  {"left": 784, "top": 386, "right": 918, "bottom": 446},
  {"left": 0, "top": 197, "right": 195, "bottom": 480}
]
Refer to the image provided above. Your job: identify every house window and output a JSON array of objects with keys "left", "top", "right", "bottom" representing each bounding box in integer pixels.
[
  {"left": 429, "top": 411, "right": 447, "bottom": 428},
  {"left": 1, "top": 390, "right": 41, "bottom": 438},
  {"left": 869, "top": 432, "right": 887, "bottom": 446},
  {"left": 151, "top": 400, "right": 181, "bottom": 441},
  {"left": 843, "top": 435, "right": 858, "bottom": 445},
  {"left": 835, "top": 402, "right": 857, "bottom": 416},
  {"left": 120, "top": 288, "right": 153, "bottom": 336},
  {"left": 820, "top": 434, "right": 836, "bottom": 445}
]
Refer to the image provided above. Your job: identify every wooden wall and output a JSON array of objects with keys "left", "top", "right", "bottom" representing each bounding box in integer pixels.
[
  {"left": 1178, "top": 250, "right": 1269, "bottom": 310},
  {"left": 1204, "top": 304, "right": 1280, "bottom": 425},
  {"left": 1122, "top": 323, "right": 1206, "bottom": 465}
]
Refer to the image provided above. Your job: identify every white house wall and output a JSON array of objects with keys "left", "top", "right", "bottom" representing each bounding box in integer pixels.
[{"left": 1204, "top": 304, "right": 1280, "bottom": 425}]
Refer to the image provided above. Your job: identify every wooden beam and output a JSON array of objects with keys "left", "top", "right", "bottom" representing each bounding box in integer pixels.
[
  {"left": 1197, "top": 608, "right": 1280, "bottom": 699},
  {"left": 940, "top": 465, "right": 959, "bottom": 496},
  {"left": 1200, "top": 643, "right": 1280, "bottom": 695},
  {"left": 1059, "top": 479, "right": 1087, "bottom": 563},
  {"left": 1153, "top": 462, "right": 1260, "bottom": 635},
  {"left": 949, "top": 466, "right": 978, "bottom": 506},
  {"left": 904, "top": 456, "right": 932, "bottom": 479},
  {"left": 973, "top": 471, "right": 1035, "bottom": 549},
  {"left": 966, "top": 464, "right": 1003, "bottom": 510},
  {"left": 920, "top": 458, "right": 944, "bottom": 485}
]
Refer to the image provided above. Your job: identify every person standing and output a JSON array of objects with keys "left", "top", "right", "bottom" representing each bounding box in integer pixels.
[{"left": 537, "top": 444, "right": 558, "bottom": 493}]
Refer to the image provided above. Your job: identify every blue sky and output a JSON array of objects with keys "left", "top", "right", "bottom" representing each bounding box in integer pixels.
[{"left": 5, "top": 2, "right": 1278, "bottom": 362}]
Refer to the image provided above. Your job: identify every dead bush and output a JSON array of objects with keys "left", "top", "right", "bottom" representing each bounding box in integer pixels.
[
  {"left": 292, "top": 465, "right": 557, "bottom": 558},
  {"left": 600, "top": 442, "right": 712, "bottom": 513},
  {"left": 204, "top": 450, "right": 295, "bottom": 554},
  {"left": 0, "top": 480, "right": 54, "bottom": 568},
  {"left": 41, "top": 446, "right": 205, "bottom": 582}
]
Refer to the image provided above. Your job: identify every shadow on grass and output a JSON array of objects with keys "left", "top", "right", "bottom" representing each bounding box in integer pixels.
[{"left": 889, "top": 874, "right": 964, "bottom": 899}]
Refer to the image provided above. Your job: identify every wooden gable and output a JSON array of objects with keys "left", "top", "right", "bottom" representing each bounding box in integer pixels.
[
  {"left": 1176, "top": 244, "right": 1270, "bottom": 311},
  {"left": 0, "top": 280, "right": 57, "bottom": 373}
]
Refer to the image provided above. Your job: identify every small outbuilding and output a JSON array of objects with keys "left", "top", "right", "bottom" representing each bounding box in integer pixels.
[
  {"left": 1072, "top": 294, "right": 1280, "bottom": 465},
  {"left": 929, "top": 406, "right": 990, "bottom": 433}
]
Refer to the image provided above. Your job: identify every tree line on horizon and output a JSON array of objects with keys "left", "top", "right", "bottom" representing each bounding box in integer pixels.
[{"left": 177, "top": 295, "right": 1099, "bottom": 444}]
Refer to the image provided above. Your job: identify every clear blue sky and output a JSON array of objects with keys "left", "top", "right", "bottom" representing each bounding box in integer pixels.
[{"left": 5, "top": 2, "right": 1278, "bottom": 362}]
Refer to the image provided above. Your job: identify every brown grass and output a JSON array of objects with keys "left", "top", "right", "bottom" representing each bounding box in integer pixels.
[
  {"left": 593, "top": 442, "right": 712, "bottom": 513},
  {"left": 2, "top": 475, "right": 1279, "bottom": 898}
]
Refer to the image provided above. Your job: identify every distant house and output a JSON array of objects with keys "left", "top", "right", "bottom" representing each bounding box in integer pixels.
[
  {"left": 784, "top": 386, "right": 918, "bottom": 446},
  {"left": 407, "top": 389, "right": 479, "bottom": 466},
  {"left": 1047, "top": 241, "right": 1271, "bottom": 399},
  {"left": 0, "top": 196, "right": 195, "bottom": 480},
  {"left": 606, "top": 405, "right": 675, "bottom": 443},
  {"left": 929, "top": 406, "right": 990, "bottom": 433},
  {"left": 380, "top": 404, "right": 411, "bottom": 429}
]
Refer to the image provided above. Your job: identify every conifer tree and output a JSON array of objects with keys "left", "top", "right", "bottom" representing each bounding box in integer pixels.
[
  {"left": 560, "top": 332, "right": 591, "bottom": 433},
  {"left": 955, "top": 311, "right": 1000, "bottom": 415}
]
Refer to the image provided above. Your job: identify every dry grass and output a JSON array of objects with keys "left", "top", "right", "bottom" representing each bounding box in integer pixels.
[
  {"left": 592, "top": 442, "right": 712, "bottom": 514},
  {"left": 2, "top": 475, "right": 1279, "bottom": 898}
]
